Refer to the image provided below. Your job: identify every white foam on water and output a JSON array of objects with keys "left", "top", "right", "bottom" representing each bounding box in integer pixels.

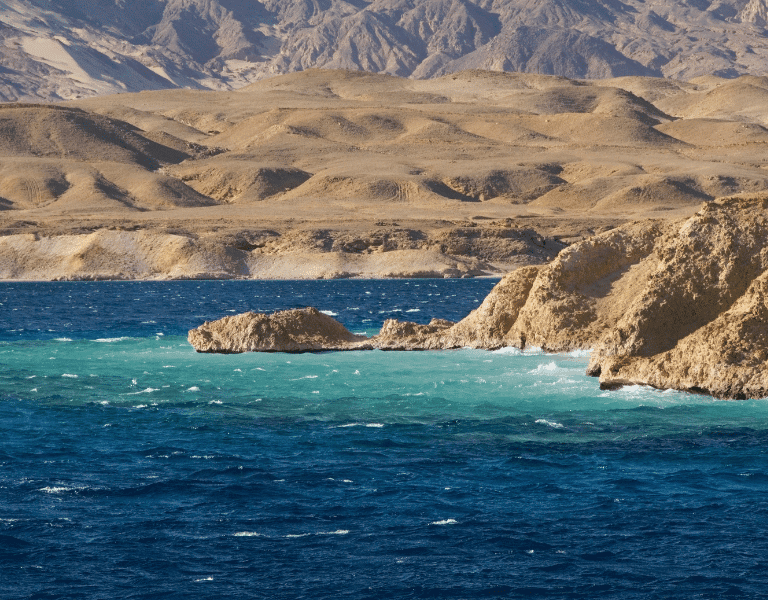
[
  {"left": 209, "top": 400, "right": 222, "bottom": 405},
  {"left": 54, "top": 338, "right": 72, "bottom": 342},
  {"left": 233, "top": 369, "right": 242, "bottom": 372},
  {"left": 94, "top": 337, "right": 130, "bottom": 343},
  {"left": 405, "top": 308, "right": 421, "bottom": 313},
  {"left": 366, "top": 423, "right": 384, "bottom": 428},
  {"left": 30, "top": 388, "right": 37, "bottom": 392},
  {"left": 233, "top": 532, "right": 263, "bottom": 537},
  {"left": 194, "top": 577, "right": 213, "bottom": 582},
  {"left": 320, "top": 310, "right": 338, "bottom": 316},
  {"left": 26, "top": 376, "right": 36, "bottom": 379},
  {"left": 431, "top": 519, "right": 458, "bottom": 526},
  {"left": 312, "top": 391, "right": 320, "bottom": 394},
  {"left": 492, "top": 347, "right": 522, "bottom": 355},
  {"left": 565, "top": 348, "right": 593, "bottom": 358},
  {"left": 186, "top": 386, "right": 200, "bottom": 392},
  {"left": 286, "top": 533, "right": 311, "bottom": 538},
  {"left": 535, "top": 419, "right": 564, "bottom": 429},
  {"left": 127, "top": 388, "right": 159, "bottom": 395},
  {"left": 337, "top": 423, "right": 362, "bottom": 428},
  {"left": 62, "top": 374, "right": 78, "bottom": 378},
  {"left": 319, "top": 530, "right": 349, "bottom": 535},
  {"left": 39, "top": 486, "right": 85, "bottom": 494}
]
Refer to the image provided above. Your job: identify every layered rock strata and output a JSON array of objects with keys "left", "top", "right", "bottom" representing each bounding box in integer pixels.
[{"left": 189, "top": 197, "right": 768, "bottom": 399}]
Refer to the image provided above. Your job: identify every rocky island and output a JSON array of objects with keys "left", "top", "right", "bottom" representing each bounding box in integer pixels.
[{"left": 189, "top": 196, "right": 768, "bottom": 400}]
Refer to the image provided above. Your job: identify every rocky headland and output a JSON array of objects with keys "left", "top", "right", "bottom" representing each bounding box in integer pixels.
[{"left": 189, "top": 196, "right": 768, "bottom": 400}]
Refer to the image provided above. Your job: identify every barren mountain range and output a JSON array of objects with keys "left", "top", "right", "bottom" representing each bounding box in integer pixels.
[{"left": 3, "top": 0, "right": 768, "bottom": 102}]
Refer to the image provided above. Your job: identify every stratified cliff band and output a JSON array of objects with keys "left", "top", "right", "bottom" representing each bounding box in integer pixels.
[{"left": 189, "top": 196, "right": 768, "bottom": 399}]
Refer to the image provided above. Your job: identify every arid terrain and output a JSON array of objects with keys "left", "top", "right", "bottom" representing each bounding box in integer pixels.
[
  {"left": 4, "top": 0, "right": 768, "bottom": 102},
  {"left": 1, "top": 68, "right": 768, "bottom": 279}
]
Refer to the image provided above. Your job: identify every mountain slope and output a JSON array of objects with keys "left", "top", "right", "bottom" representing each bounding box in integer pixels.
[{"left": 2, "top": 0, "right": 768, "bottom": 101}]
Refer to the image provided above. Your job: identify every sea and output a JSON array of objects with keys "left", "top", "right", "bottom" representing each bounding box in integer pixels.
[{"left": 2, "top": 279, "right": 768, "bottom": 599}]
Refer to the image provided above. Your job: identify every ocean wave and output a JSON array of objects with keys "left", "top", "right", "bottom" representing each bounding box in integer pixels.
[
  {"left": 535, "top": 419, "right": 564, "bottom": 429},
  {"left": 39, "top": 486, "right": 86, "bottom": 494},
  {"left": 320, "top": 310, "right": 338, "bottom": 316},
  {"left": 233, "top": 532, "right": 263, "bottom": 537},
  {"left": 431, "top": 519, "right": 458, "bottom": 526},
  {"left": 93, "top": 337, "right": 131, "bottom": 343},
  {"left": 62, "top": 373, "right": 78, "bottom": 378}
]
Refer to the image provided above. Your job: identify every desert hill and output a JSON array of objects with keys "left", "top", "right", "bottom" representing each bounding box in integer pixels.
[
  {"left": 1, "top": 69, "right": 768, "bottom": 279},
  {"left": 3, "top": 1, "right": 768, "bottom": 102}
]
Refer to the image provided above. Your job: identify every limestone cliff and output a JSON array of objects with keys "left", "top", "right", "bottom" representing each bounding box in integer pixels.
[
  {"left": 188, "top": 307, "right": 370, "bottom": 353},
  {"left": 189, "top": 197, "right": 768, "bottom": 399}
]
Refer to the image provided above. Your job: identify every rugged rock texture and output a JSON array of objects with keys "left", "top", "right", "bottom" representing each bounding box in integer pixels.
[
  {"left": 588, "top": 196, "right": 768, "bottom": 398},
  {"left": 188, "top": 307, "right": 370, "bottom": 353},
  {"left": 190, "top": 197, "right": 768, "bottom": 399},
  {"left": 5, "top": 0, "right": 768, "bottom": 102}
]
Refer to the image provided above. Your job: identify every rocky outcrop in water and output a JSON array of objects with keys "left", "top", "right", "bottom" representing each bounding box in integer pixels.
[
  {"left": 188, "top": 307, "right": 370, "bottom": 353},
  {"left": 189, "top": 197, "right": 768, "bottom": 399}
]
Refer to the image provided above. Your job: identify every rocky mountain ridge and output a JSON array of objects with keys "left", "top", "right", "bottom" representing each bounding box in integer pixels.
[{"left": 4, "top": 0, "right": 768, "bottom": 101}]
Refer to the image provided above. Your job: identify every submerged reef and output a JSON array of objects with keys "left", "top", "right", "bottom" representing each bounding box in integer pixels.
[{"left": 189, "top": 197, "right": 768, "bottom": 399}]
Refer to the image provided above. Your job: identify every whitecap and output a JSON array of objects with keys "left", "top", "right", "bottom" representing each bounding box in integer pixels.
[
  {"left": 127, "top": 388, "right": 159, "bottom": 395},
  {"left": 233, "top": 532, "right": 263, "bottom": 537},
  {"left": 62, "top": 374, "right": 78, "bottom": 378},
  {"left": 194, "top": 577, "right": 213, "bottom": 582},
  {"left": 186, "top": 386, "right": 200, "bottom": 392},
  {"left": 366, "top": 423, "right": 384, "bottom": 428},
  {"left": 39, "top": 486, "right": 83, "bottom": 494},
  {"left": 319, "top": 530, "right": 349, "bottom": 535},
  {"left": 337, "top": 423, "right": 362, "bottom": 428},
  {"left": 535, "top": 419, "right": 564, "bottom": 429},
  {"left": 405, "top": 308, "right": 421, "bottom": 313},
  {"left": 209, "top": 400, "right": 222, "bottom": 405},
  {"left": 54, "top": 338, "right": 72, "bottom": 342},
  {"left": 286, "top": 533, "right": 311, "bottom": 538},
  {"left": 431, "top": 519, "right": 458, "bottom": 526},
  {"left": 94, "top": 337, "right": 130, "bottom": 343},
  {"left": 26, "top": 375, "right": 36, "bottom": 379},
  {"left": 320, "top": 310, "right": 338, "bottom": 316},
  {"left": 530, "top": 361, "right": 561, "bottom": 374}
]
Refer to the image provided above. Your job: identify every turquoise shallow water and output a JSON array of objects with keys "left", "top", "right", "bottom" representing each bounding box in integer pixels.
[{"left": 2, "top": 281, "right": 768, "bottom": 599}]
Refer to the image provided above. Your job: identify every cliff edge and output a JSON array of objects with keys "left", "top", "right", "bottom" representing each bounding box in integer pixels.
[{"left": 189, "top": 197, "right": 768, "bottom": 399}]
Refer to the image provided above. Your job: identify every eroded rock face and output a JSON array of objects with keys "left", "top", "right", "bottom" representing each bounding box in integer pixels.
[
  {"left": 588, "top": 197, "right": 768, "bottom": 398},
  {"left": 189, "top": 197, "right": 768, "bottom": 398},
  {"left": 188, "top": 307, "right": 370, "bottom": 353}
]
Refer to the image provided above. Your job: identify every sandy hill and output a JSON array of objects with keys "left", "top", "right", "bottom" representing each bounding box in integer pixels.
[{"left": 0, "top": 68, "right": 767, "bottom": 280}]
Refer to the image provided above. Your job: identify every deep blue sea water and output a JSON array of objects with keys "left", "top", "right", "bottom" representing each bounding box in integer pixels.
[{"left": 2, "top": 280, "right": 768, "bottom": 599}]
